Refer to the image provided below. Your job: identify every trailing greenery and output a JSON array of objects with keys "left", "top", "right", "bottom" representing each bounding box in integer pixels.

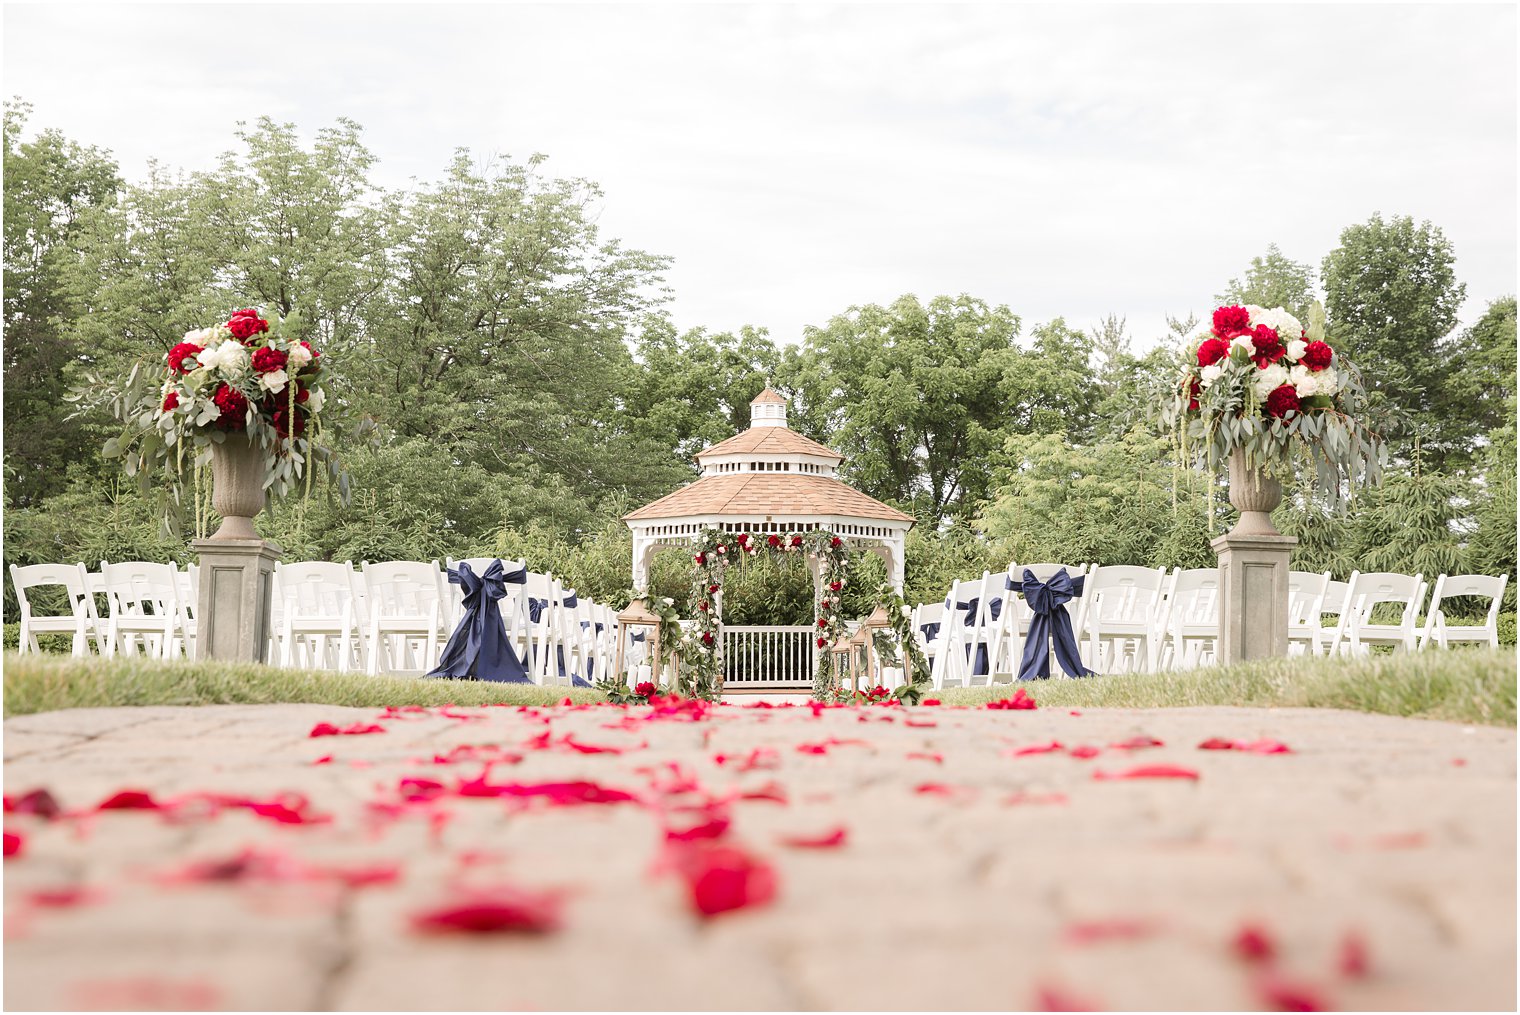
[
  {"left": 933, "top": 648, "right": 1517, "bottom": 727},
  {"left": 2, "top": 652, "right": 605, "bottom": 717}
]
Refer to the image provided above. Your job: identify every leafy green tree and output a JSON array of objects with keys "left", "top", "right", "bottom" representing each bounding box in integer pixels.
[
  {"left": 978, "top": 426, "right": 1186, "bottom": 567},
  {"left": 623, "top": 319, "right": 782, "bottom": 462},
  {"left": 1321, "top": 214, "right": 1466, "bottom": 437},
  {"left": 1345, "top": 470, "right": 1468, "bottom": 578},
  {"left": 1217, "top": 243, "right": 1317, "bottom": 322},
  {"left": 1467, "top": 400, "right": 1518, "bottom": 609},
  {"left": 1016, "top": 319, "right": 1103, "bottom": 442},
  {"left": 1430, "top": 296, "right": 1517, "bottom": 471},
  {"left": 3, "top": 102, "right": 121, "bottom": 505}
]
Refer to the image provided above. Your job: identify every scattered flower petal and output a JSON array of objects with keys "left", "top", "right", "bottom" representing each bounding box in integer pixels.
[
  {"left": 4, "top": 831, "right": 22, "bottom": 858},
  {"left": 669, "top": 842, "right": 778, "bottom": 918},
  {"left": 1337, "top": 929, "right": 1370, "bottom": 978},
  {"left": 410, "top": 888, "right": 563, "bottom": 934},
  {"left": 1254, "top": 973, "right": 1330, "bottom": 1012},
  {"left": 1110, "top": 735, "right": 1164, "bottom": 750},
  {"left": 986, "top": 688, "right": 1038, "bottom": 710},
  {"left": 1093, "top": 765, "right": 1199, "bottom": 781},
  {"left": 779, "top": 826, "right": 848, "bottom": 849},
  {"left": 1233, "top": 923, "right": 1277, "bottom": 962}
]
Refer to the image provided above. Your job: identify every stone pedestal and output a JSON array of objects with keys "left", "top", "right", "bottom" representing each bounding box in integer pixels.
[
  {"left": 1212, "top": 531, "right": 1297, "bottom": 663},
  {"left": 193, "top": 538, "right": 282, "bottom": 663}
]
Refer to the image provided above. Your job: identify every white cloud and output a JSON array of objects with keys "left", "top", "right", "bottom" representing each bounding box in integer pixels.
[{"left": 4, "top": 3, "right": 1513, "bottom": 349}]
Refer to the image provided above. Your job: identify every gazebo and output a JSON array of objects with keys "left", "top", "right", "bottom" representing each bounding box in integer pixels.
[{"left": 624, "top": 387, "right": 915, "bottom": 688}]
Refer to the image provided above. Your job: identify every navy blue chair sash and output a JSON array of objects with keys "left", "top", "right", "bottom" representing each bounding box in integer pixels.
[
  {"left": 429, "top": 560, "right": 530, "bottom": 684},
  {"left": 1015, "top": 568, "right": 1094, "bottom": 680}
]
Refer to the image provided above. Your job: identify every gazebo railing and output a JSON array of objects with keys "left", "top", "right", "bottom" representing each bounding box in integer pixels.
[{"left": 721, "top": 625, "right": 816, "bottom": 688}]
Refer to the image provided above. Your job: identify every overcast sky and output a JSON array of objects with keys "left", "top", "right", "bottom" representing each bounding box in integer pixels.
[{"left": 4, "top": 3, "right": 1515, "bottom": 348}]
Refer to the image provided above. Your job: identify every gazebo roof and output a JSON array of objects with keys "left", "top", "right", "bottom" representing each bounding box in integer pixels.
[
  {"left": 623, "top": 473, "right": 914, "bottom": 523},
  {"left": 750, "top": 386, "right": 787, "bottom": 405},
  {"left": 695, "top": 426, "right": 843, "bottom": 463}
]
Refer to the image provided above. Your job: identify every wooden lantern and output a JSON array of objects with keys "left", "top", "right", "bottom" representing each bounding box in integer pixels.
[
  {"left": 858, "top": 604, "right": 894, "bottom": 688},
  {"left": 613, "top": 597, "right": 662, "bottom": 689}
]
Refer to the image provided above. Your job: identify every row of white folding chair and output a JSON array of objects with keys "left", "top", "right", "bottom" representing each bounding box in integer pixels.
[
  {"left": 922, "top": 563, "right": 1099, "bottom": 688},
  {"left": 268, "top": 559, "right": 613, "bottom": 682},
  {"left": 10, "top": 561, "right": 199, "bottom": 660}
]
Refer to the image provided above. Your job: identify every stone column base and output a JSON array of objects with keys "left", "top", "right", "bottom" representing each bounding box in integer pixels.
[
  {"left": 192, "top": 538, "right": 283, "bottom": 663},
  {"left": 1211, "top": 531, "right": 1297, "bottom": 664}
]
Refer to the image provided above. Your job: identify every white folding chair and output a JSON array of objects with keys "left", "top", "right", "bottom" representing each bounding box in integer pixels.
[
  {"left": 932, "top": 579, "right": 981, "bottom": 689},
  {"left": 1287, "top": 571, "right": 1332, "bottom": 657},
  {"left": 274, "top": 561, "right": 360, "bottom": 671},
  {"left": 1159, "top": 568, "right": 1221, "bottom": 670},
  {"left": 1320, "top": 575, "right": 1357, "bottom": 657},
  {"left": 358, "top": 560, "right": 445, "bottom": 675},
  {"left": 1419, "top": 574, "right": 1509, "bottom": 650},
  {"left": 520, "top": 572, "right": 560, "bottom": 685},
  {"left": 913, "top": 601, "right": 946, "bottom": 680},
  {"left": 101, "top": 562, "right": 186, "bottom": 659},
  {"left": 1084, "top": 564, "right": 1169, "bottom": 674},
  {"left": 10, "top": 563, "right": 100, "bottom": 657},
  {"left": 1344, "top": 571, "right": 1425, "bottom": 655},
  {"left": 174, "top": 563, "right": 199, "bottom": 661}
]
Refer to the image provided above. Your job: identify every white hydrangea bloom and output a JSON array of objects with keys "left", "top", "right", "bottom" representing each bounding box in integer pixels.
[
  {"left": 258, "top": 369, "right": 289, "bottom": 395},
  {"left": 1200, "top": 363, "right": 1225, "bottom": 387},
  {"left": 1289, "top": 364, "right": 1315, "bottom": 396},
  {"left": 1253, "top": 363, "right": 1289, "bottom": 399},
  {"left": 183, "top": 327, "right": 216, "bottom": 346}
]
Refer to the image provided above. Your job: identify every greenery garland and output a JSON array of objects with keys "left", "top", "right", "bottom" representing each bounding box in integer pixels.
[
  {"left": 680, "top": 527, "right": 850, "bottom": 702},
  {"left": 869, "top": 583, "right": 934, "bottom": 704}
]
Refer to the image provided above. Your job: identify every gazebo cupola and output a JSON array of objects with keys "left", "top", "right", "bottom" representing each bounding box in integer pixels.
[{"left": 624, "top": 386, "right": 914, "bottom": 592}]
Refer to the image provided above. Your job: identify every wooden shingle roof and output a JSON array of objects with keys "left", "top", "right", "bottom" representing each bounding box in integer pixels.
[{"left": 695, "top": 427, "right": 843, "bottom": 462}]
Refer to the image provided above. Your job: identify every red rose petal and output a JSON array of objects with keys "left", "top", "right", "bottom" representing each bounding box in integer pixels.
[
  {"left": 97, "top": 790, "right": 162, "bottom": 811},
  {"left": 312, "top": 755, "right": 334, "bottom": 765},
  {"left": 1337, "top": 929, "right": 1370, "bottom": 978},
  {"left": 410, "top": 888, "right": 563, "bottom": 934},
  {"left": 1110, "top": 735, "right": 1164, "bottom": 750},
  {"left": 309, "top": 722, "right": 386, "bottom": 738},
  {"left": 666, "top": 817, "right": 731, "bottom": 842},
  {"left": 4, "top": 831, "right": 23, "bottom": 858},
  {"left": 986, "top": 688, "right": 1038, "bottom": 710},
  {"left": 779, "top": 826, "right": 848, "bottom": 849},
  {"left": 1064, "top": 917, "right": 1158, "bottom": 945},
  {"left": 1093, "top": 765, "right": 1199, "bottom": 781},
  {"left": 1008, "top": 741, "right": 1064, "bottom": 757},
  {"left": 671, "top": 843, "right": 778, "bottom": 917},
  {"left": 738, "top": 781, "right": 788, "bottom": 804},
  {"left": 921, "top": 698, "right": 942, "bottom": 706},
  {"left": 26, "top": 886, "right": 105, "bottom": 908},
  {"left": 906, "top": 751, "right": 943, "bottom": 763},
  {"left": 1068, "top": 745, "right": 1102, "bottom": 759},
  {"left": 9, "top": 789, "right": 62, "bottom": 820},
  {"left": 1254, "top": 973, "right": 1330, "bottom": 1012},
  {"left": 1233, "top": 923, "right": 1276, "bottom": 962},
  {"left": 1035, "top": 983, "right": 1102, "bottom": 1011}
]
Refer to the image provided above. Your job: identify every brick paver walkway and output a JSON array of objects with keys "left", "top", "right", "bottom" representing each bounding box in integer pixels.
[{"left": 3, "top": 698, "right": 1515, "bottom": 1011}]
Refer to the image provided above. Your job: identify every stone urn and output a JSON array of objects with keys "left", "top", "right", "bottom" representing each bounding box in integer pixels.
[
  {"left": 1226, "top": 449, "right": 1283, "bottom": 537},
  {"left": 209, "top": 433, "right": 268, "bottom": 540}
]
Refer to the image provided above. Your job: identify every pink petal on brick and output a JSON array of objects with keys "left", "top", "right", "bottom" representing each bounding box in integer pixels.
[
  {"left": 3, "top": 831, "right": 21, "bottom": 858},
  {"left": 410, "top": 888, "right": 563, "bottom": 934},
  {"left": 1233, "top": 923, "right": 1276, "bottom": 962},
  {"left": 669, "top": 842, "right": 778, "bottom": 918},
  {"left": 97, "top": 790, "right": 163, "bottom": 811},
  {"left": 1064, "top": 917, "right": 1158, "bottom": 945},
  {"left": 1110, "top": 735, "right": 1164, "bottom": 750},
  {"left": 1068, "top": 745, "right": 1102, "bottom": 759},
  {"left": 1337, "top": 929, "right": 1370, "bottom": 979},
  {"left": 1008, "top": 741, "right": 1065, "bottom": 757},
  {"left": 1093, "top": 765, "right": 1199, "bottom": 781},
  {"left": 1254, "top": 973, "right": 1330, "bottom": 1012},
  {"left": 779, "top": 826, "right": 848, "bottom": 849}
]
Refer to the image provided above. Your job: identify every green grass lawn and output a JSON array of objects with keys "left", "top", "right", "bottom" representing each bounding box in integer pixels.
[
  {"left": 935, "top": 647, "right": 1517, "bottom": 727},
  {"left": 3, "top": 647, "right": 1514, "bottom": 727},
  {"left": 2, "top": 652, "right": 605, "bottom": 717}
]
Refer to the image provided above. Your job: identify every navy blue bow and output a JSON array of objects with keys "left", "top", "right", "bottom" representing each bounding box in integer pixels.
[
  {"left": 631, "top": 631, "right": 647, "bottom": 643},
  {"left": 954, "top": 597, "right": 1003, "bottom": 674},
  {"left": 429, "top": 560, "right": 530, "bottom": 684},
  {"left": 1016, "top": 568, "right": 1093, "bottom": 681},
  {"left": 527, "top": 597, "right": 548, "bottom": 623},
  {"left": 561, "top": 593, "right": 579, "bottom": 608},
  {"left": 919, "top": 622, "right": 941, "bottom": 643}
]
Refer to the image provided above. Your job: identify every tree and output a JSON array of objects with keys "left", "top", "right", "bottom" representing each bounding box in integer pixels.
[
  {"left": 623, "top": 319, "right": 782, "bottom": 463},
  {"left": 977, "top": 426, "right": 1187, "bottom": 567},
  {"left": 3, "top": 102, "right": 121, "bottom": 505},
  {"left": 1430, "top": 296, "right": 1517, "bottom": 471},
  {"left": 1321, "top": 214, "right": 1466, "bottom": 436},
  {"left": 1217, "top": 243, "right": 1317, "bottom": 322},
  {"left": 784, "top": 294, "right": 1025, "bottom": 523}
]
